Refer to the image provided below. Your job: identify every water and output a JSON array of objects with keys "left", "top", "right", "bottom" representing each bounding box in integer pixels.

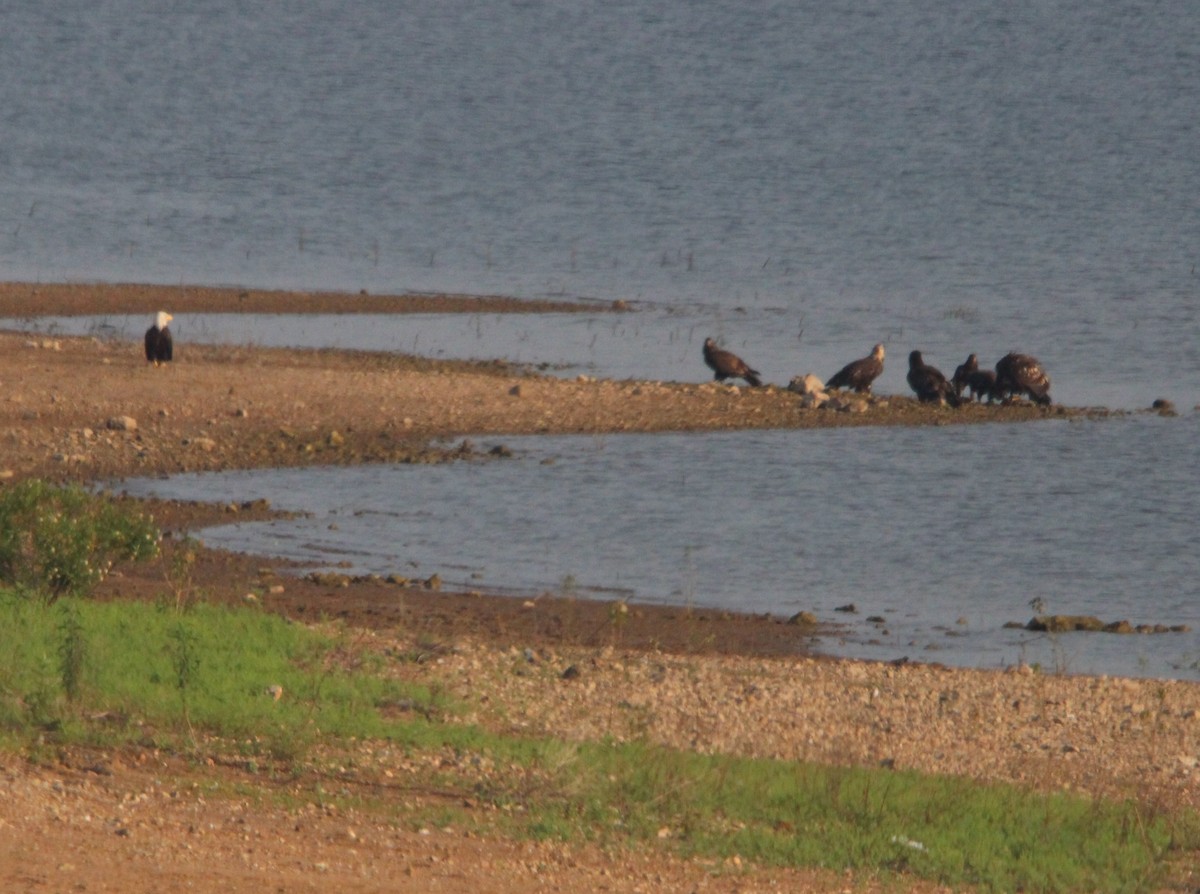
[
  {"left": 5, "top": 2, "right": 1200, "bottom": 676},
  {"left": 113, "top": 415, "right": 1200, "bottom": 680},
  {"left": 3, "top": 5, "right": 1199, "bottom": 312}
]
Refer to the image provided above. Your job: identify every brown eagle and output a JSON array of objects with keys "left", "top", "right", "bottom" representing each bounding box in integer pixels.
[
  {"left": 950, "top": 354, "right": 997, "bottom": 403},
  {"left": 825, "top": 343, "right": 885, "bottom": 394},
  {"left": 703, "top": 337, "right": 762, "bottom": 387},
  {"left": 907, "top": 350, "right": 961, "bottom": 406},
  {"left": 994, "top": 352, "right": 1051, "bottom": 405},
  {"left": 144, "top": 311, "right": 173, "bottom": 366}
]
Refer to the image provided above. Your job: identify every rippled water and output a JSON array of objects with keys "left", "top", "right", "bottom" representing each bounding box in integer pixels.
[
  {"left": 4, "top": 2, "right": 1200, "bottom": 398},
  {"left": 113, "top": 414, "right": 1200, "bottom": 680}
]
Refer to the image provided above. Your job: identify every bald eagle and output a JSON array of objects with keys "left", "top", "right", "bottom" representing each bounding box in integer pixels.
[
  {"left": 825, "top": 343, "right": 885, "bottom": 394},
  {"left": 703, "top": 338, "right": 762, "bottom": 387},
  {"left": 907, "top": 350, "right": 960, "bottom": 406},
  {"left": 951, "top": 354, "right": 997, "bottom": 403},
  {"left": 994, "top": 352, "right": 1051, "bottom": 405},
  {"left": 144, "top": 311, "right": 173, "bottom": 366}
]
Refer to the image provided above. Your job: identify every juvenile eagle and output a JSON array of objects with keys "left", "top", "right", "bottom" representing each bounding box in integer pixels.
[
  {"left": 825, "top": 343, "right": 885, "bottom": 394},
  {"left": 994, "top": 352, "right": 1051, "bottom": 405},
  {"left": 144, "top": 311, "right": 173, "bottom": 366},
  {"left": 703, "top": 337, "right": 763, "bottom": 387},
  {"left": 907, "top": 350, "right": 960, "bottom": 406},
  {"left": 951, "top": 354, "right": 997, "bottom": 403}
]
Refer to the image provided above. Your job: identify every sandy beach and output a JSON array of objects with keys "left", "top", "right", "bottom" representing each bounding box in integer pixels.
[{"left": 0, "top": 282, "right": 1195, "bottom": 894}]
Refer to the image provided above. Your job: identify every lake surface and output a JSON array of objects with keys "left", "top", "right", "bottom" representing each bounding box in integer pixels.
[
  {"left": 5, "top": 2, "right": 1199, "bottom": 677},
  {"left": 112, "top": 414, "right": 1200, "bottom": 681},
  {"left": 3, "top": 1, "right": 1200, "bottom": 409}
]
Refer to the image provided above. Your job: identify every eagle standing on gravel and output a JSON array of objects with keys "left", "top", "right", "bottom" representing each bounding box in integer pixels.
[
  {"left": 951, "top": 354, "right": 997, "bottom": 403},
  {"left": 907, "top": 350, "right": 960, "bottom": 406},
  {"left": 825, "top": 343, "right": 885, "bottom": 394},
  {"left": 994, "top": 352, "right": 1051, "bottom": 405},
  {"left": 703, "top": 337, "right": 763, "bottom": 387},
  {"left": 144, "top": 311, "right": 173, "bottom": 366}
]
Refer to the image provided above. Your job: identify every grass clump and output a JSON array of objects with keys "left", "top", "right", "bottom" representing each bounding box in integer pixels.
[{"left": 0, "top": 480, "right": 159, "bottom": 601}]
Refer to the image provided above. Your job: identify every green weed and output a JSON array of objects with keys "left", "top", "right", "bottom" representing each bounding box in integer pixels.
[
  {"left": 0, "top": 480, "right": 158, "bottom": 601},
  {"left": 57, "top": 600, "right": 86, "bottom": 702}
]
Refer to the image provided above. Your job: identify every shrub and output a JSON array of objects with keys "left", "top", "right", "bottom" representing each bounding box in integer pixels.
[{"left": 0, "top": 480, "right": 159, "bottom": 601}]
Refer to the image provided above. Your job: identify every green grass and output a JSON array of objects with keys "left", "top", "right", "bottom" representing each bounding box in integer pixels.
[
  {"left": 0, "top": 591, "right": 1195, "bottom": 893},
  {"left": 560, "top": 742, "right": 1193, "bottom": 892},
  {"left": 0, "top": 593, "right": 460, "bottom": 757}
]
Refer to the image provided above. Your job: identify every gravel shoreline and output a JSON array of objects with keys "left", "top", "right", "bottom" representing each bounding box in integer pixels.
[{"left": 1, "top": 282, "right": 1196, "bottom": 893}]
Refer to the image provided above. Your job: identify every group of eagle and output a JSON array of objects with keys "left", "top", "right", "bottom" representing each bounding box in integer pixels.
[
  {"left": 145, "top": 309, "right": 1048, "bottom": 406},
  {"left": 703, "top": 337, "right": 1051, "bottom": 406}
]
